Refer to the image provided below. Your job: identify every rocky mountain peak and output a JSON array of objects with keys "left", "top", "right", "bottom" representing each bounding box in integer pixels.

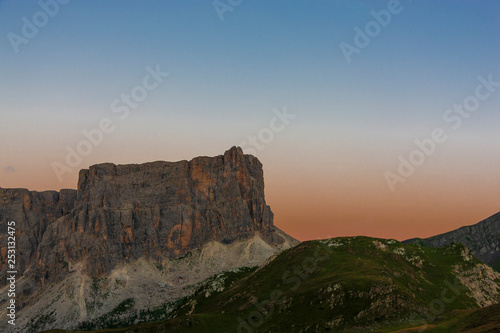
[{"left": 0, "top": 148, "right": 291, "bottom": 292}]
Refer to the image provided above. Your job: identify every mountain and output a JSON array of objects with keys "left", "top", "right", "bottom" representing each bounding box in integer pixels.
[
  {"left": 0, "top": 147, "right": 298, "bottom": 332},
  {"left": 3, "top": 147, "right": 499, "bottom": 332},
  {"left": 42, "top": 236, "right": 500, "bottom": 332},
  {"left": 404, "top": 212, "right": 500, "bottom": 271}
]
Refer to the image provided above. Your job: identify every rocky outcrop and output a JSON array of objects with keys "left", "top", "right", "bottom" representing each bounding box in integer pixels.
[
  {"left": 404, "top": 212, "right": 500, "bottom": 271},
  {"left": 0, "top": 147, "right": 290, "bottom": 290}
]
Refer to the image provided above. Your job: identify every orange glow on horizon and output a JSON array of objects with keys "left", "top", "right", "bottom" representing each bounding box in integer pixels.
[{"left": 1, "top": 148, "right": 498, "bottom": 243}]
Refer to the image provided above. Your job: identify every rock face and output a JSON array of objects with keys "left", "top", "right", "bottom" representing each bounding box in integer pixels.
[
  {"left": 0, "top": 188, "right": 77, "bottom": 288},
  {"left": 0, "top": 147, "right": 288, "bottom": 290},
  {"left": 404, "top": 212, "right": 500, "bottom": 271}
]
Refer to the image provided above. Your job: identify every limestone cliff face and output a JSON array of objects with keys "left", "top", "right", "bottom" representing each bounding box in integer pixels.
[
  {"left": 0, "top": 188, "right": 76, "bottom": 287},
  {"left": 0, "top": 147, "right": 286, "bottom": 290},
  {"left": 404, "top": 212, "right": 500, "bottom": 271}
]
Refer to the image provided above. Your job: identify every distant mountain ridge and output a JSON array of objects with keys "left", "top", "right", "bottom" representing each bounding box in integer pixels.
[{"left": 404, "top": 212, "right": 500, "bottom": 271}]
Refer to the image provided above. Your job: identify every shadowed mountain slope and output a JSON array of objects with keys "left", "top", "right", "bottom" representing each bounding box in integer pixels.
[{"left": 405, "top": 212, "right": 500, "bottom": 271}]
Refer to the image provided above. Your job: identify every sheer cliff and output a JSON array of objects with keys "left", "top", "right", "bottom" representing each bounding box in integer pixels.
[{"left": 0, "top": 147, "right": 291, "bottom": 292}]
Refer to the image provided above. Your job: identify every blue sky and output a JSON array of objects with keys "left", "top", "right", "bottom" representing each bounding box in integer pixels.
[
  {"left": 2, "top": 1, "right": 498, "bottom": 124},
  {"left": 1, "top": 0, "right": 499, "bottom": 240}
]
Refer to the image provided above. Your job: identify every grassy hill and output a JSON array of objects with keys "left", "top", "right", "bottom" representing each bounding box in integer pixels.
[{"left": 43, "top": 237, "right": 500, "bottom": 332}]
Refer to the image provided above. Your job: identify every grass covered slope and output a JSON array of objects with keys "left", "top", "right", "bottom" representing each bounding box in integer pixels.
[{"left": 44, "top": 237, "right": 500, "bottom": 333}]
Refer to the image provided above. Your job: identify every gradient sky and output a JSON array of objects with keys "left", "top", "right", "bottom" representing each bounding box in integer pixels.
[{"left": 1, "top": 0, "right": 499, "bottom": 241}]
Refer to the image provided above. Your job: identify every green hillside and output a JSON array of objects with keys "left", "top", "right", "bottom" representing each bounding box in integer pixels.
[{"left": 43, "top": 237, "right": 500, "bottom": 332}]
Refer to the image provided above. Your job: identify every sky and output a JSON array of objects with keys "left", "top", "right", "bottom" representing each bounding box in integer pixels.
[{"left": 1, "top": 0, "right": 499, "bottom": 241}]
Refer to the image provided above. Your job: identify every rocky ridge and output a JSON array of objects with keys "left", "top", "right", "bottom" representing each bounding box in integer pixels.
[{"left": 404, "top": 212, "right": 500, "bottom": 271}]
